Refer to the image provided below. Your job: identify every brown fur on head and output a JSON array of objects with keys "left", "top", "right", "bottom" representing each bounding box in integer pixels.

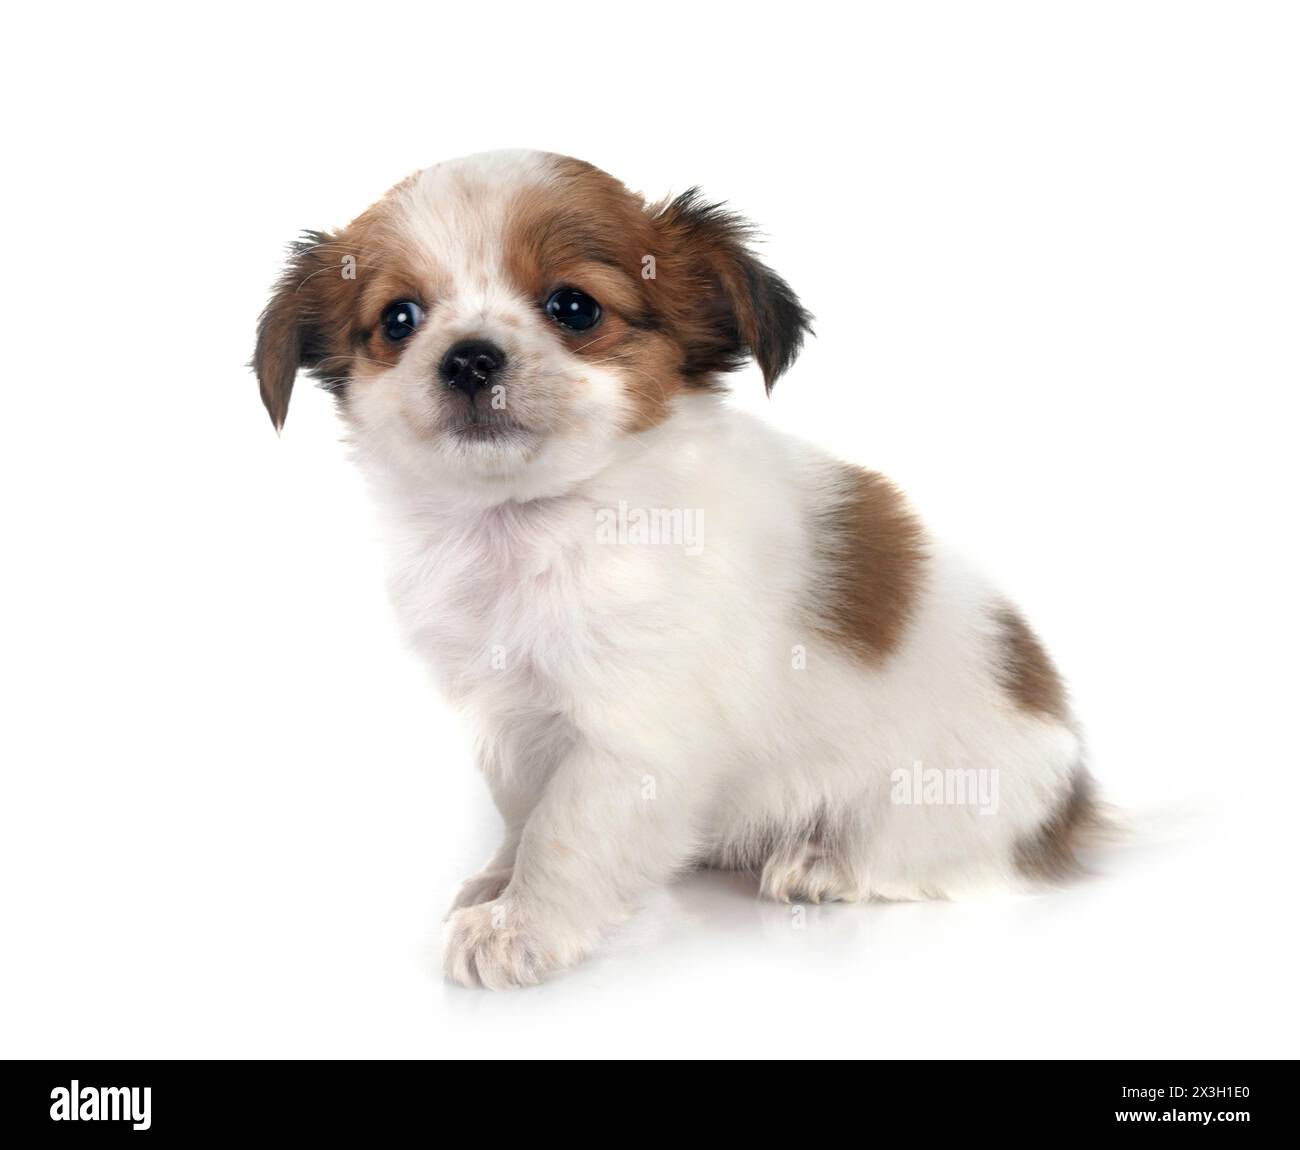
[{"left": 253, "top": 152, "right": 812, "bottom": 463}]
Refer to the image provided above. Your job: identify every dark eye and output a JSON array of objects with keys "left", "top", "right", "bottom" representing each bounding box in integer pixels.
[
  {"left": 380, "top": 300, "right": 425, "bottom": 342},
  {"left": 545, "top": 289, "right": 602, "bottom": 331}
]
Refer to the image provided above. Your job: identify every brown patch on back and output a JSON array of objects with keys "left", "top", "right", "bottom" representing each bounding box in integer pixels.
[
  {"left": 993, "top": 604, "right": 1070, "bottom": 722},
  {"left": 1015, "top": 767, "right": 1102, "bottom": 882},
  {"left": 814, "top": 466, "right": 928, "bottom": 664}
]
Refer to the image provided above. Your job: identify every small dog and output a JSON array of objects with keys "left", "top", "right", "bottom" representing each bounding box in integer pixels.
[{"left": 255, "top": 150, "right": 1101, "bottom": 989}]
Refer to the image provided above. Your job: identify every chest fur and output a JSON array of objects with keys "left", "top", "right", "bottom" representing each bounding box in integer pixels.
[{"left": 386, "top": 502, "right": 603, "bottom": 705}]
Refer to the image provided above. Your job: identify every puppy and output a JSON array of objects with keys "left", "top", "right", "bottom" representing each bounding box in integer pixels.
[{"left": 254, "top": 150, "right": 1100, "bottom": 989}]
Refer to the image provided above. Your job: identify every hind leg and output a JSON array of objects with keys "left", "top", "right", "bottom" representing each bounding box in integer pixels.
[{"left": 757, "top": 815, "right": 865, "bottom": 904}]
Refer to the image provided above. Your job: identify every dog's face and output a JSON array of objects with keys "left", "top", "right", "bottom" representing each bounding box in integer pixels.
[{"left": 255, "top": 150, "right": 811, "bottom": 498}]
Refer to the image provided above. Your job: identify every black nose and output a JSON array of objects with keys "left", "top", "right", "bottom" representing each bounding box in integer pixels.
[{"left": 439, "top": 339, "right": 505, "bottom": 397}]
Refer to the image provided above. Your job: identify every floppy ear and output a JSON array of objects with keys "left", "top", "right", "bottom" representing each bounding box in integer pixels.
[
  {"left": 653, "top": 190, "right": 813, "bottom": 393},
  {"left": 252, "top": 230, "right": 342, "bottom": 431}
]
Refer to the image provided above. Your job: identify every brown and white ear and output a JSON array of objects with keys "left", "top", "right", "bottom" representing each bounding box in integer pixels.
[
  {"left": 652, "top": 190, "right": 813, "bottom": 392},
  {"left": 252, "top": 230, "right": 342, "bottom": 431}
]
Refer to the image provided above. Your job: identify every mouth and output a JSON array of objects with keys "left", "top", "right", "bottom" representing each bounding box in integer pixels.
[
  {"left": 450, "top": 421, "right": 525, "bottom": 440},
  {"left": 444, "top": 416, "right": 538, "bottom": 451}
]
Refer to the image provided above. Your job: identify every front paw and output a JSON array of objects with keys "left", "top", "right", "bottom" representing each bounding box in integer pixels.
[
  {"left": 442, "top": 899, "right": 549, "bottom": 989},
  {"left": 442, "top": 899, "right": 590, "bottom": 990}
]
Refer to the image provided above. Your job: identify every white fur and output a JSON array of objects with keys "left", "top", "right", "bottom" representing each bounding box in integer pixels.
[{"left": 328, "top": 152, "right": 1082, "bottom": 988}]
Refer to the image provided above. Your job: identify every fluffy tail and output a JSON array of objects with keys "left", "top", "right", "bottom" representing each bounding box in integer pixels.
[{"left": 1015, "top": 767, "right": 1123, "bottom": 882}]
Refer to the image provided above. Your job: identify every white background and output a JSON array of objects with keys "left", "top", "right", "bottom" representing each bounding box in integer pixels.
[{"left": 1, "top": 2, "right": 1297, "bottom": 1059}]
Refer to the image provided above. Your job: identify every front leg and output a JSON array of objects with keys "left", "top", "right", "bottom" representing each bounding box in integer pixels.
[
  {"left": 448, "top": 723, "right": 562, "bottom": 911},
  {"left": 443, "top": 741, "right": 699, "bottom": 989},
  {"left": 448, "top": 835, "right": 518, "bottom": 911}
]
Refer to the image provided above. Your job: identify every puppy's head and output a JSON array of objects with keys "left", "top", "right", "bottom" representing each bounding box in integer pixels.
[{"left": 254, "top": 150, "right": 811, "bottom": 495}]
